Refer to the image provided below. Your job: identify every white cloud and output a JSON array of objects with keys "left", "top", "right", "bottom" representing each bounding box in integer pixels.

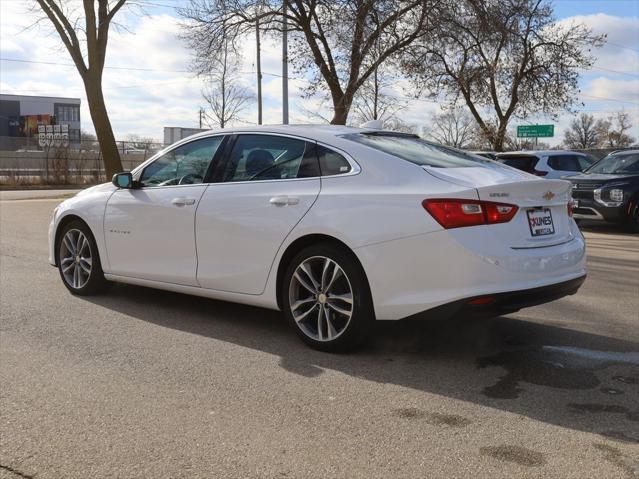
[{"left": 1, "top": 5, "right": 637, "bottom": 146}]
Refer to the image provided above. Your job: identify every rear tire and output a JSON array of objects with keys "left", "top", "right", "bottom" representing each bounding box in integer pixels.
[
  {"left": 57, "top": 220, "right": 109, "bottom": 295},
  {"left": 282, "top": 243, "right": 374, "bottom": 352}
]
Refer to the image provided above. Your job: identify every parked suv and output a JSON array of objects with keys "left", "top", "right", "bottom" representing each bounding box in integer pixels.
[
  {"left": 496, "top": 151, "right": 594, "bottom": 179},
  {"left": 569, "top": 150, "right": 639, "bottom": 232}
]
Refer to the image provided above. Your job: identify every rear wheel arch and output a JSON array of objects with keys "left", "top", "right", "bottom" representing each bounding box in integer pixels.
[{"left": 275, "top": 234, "right": 372, "bottom": 312}]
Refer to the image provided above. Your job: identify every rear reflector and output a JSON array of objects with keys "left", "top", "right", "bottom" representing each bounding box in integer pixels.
[
  {"left": 423, "top": 199, "right": 518, "bottom": 229},
  {"left": 468, "top": 296, "right": 495, "bottom": 306}
]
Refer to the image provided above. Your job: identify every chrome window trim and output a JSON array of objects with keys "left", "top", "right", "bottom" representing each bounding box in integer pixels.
[
  {"left": 218, "top": 132, "right": 361, "bottom": 183},
  {"left": 132, "top": 131, "right": 362, "bottom": 184}
]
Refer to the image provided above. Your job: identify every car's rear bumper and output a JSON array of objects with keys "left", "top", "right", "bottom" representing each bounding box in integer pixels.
[
  {"left": 403, "top": 274, "right": 586, "bottom": 321},
  {"left": 356, "top": 222, "right": 586, "bottom": 320}
]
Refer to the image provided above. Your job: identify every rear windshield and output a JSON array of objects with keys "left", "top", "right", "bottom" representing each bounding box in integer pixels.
[
  {"left": 342, "top": 133, "right": 492, "bottom": 168},
  {"left": 496, "top": 155, "right": 539, "bottom": 172}
]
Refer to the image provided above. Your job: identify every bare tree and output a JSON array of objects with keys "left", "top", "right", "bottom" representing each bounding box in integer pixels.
[
  {"left": 424, "top": 107, "right": 476, "bottom": 148},
  {"left": 563, "top": 113, "right": 600, "bottom": 149},
  {"left": 32, "top": 1, "right": 134, "bottom": 177},
  {"left": 404, "top": 0, "right": 605, "bottom": 151},
  {"left": 124, "top": 134, "right": 157, "bottom": 150},
  {"left": 597, "top": 111, "right": 636, "bottom": 148},
  {"left": 350, "top": 66, "right": 406, "bottom": 125},
  {"left": 199, "top": 37, "right": 253, "bottom": 128},
  {"left": 384, "top": 118, "right": 417, "bottom": 134},
  {"left": 179, "top": 0, "right": 439, "bottom": 125}
]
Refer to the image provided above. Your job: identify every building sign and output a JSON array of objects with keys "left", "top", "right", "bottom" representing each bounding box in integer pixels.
[
  {"left": 517, "top": 124, "right": 554, "bottom": 138},
  {"left": 9, "top": 114, "right": 52, "bottom": 137},
  {"left": 38, "top": 124, "right": 69, "bottom": 148}
]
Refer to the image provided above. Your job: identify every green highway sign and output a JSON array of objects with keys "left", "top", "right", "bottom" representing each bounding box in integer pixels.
[{"left": 517, "top": 124, "right": 554, "bottom": 138}]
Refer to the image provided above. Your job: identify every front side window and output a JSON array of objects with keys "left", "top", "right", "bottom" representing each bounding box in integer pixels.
[
  {"left": 222, "top": 135, "right": 319, "bottom": 182},
  {"left": 139, "top": 136, "right": 223, "bottom": 187}
]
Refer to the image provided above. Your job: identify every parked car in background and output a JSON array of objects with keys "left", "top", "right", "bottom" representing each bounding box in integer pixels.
[
  {"left": 469, "top": 151, "right": 498, "bottom": 160},
  {"left": 49, "top": 125, "right": 586, "bottom": 351},
  {"left": 569, "top": 150, "right": 639, "bottom": 232},
  {"left": 496, "top": 150, "right": 595, "bottom": 179}
]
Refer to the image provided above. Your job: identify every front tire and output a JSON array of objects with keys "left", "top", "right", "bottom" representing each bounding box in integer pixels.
[
  {"left": 282, "top": 243, "right": 374, "bottom": 352},
  {"left": 623, "top": 200, "right": 639, "bottom": 233},
  {"left": 57, "top": 220, "right": 109, "bottom": 295}
]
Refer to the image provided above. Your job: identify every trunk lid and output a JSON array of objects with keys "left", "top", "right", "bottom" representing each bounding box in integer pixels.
[{"left": 423, "top": 165, "right": 574, "bottom": 248}]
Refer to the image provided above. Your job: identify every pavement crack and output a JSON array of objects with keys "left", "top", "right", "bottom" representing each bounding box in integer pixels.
[{"left": 0, "top": 464, "right": 35, "bottom": 479}]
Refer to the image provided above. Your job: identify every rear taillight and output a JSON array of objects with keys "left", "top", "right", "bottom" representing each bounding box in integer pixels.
[
  {"left": 567, "top": 200, "right": 575, "bottom": 217},
  {"left": 422, "top": 199, "right": 518, "bottom": 229},
  {"left": 533, "top": 170, "right": 548, "bottom": 176}
]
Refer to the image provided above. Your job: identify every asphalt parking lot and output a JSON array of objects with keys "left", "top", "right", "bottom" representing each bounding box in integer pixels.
[{"left": 1, "top": 198, "right": 638, "bottom": 479}]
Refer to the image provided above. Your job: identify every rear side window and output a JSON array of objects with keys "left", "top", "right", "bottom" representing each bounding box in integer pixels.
[
  {"left": 498, "top": 155, "right": 539, "bottom": 173},
  {"left": 222, "top": 135, "right": 319, "bottom": 181},
  {"left": 317, "top": 145, "right": 352, "bottom": 175},
  {"left": 343, "top": 133, "right": 491, "bottom": 168},
  {"left": 548, "top": 155, "right": 583, "bottom": 172}
]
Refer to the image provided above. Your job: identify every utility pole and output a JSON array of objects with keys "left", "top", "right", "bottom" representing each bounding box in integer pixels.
[
  {"left": 282, "top": 0, "right": 289, "bottom": 124},
  {"left": 199, "top": 107, "right": 204, "bottom": 129},
  {"left": 256, "top": 18, "right": 263, "bottom": 125}
]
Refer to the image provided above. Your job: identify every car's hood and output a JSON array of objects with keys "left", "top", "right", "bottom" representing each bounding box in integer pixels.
[
  {"left": 75, "top": 182, "right": 116, "bottom": 197},
  {"left": 567, "top": 173, "right": 639, "bottom": 182}
]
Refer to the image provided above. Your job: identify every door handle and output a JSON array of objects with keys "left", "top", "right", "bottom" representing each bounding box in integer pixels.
[
  {"left": 270, "top": 196, "right": 299, "bottom": 206},
  {"left": 172, "top": 197, "right": 196, "bottom": 207}
]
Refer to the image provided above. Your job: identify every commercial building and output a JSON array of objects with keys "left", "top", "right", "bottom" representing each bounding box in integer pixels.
[
  {"left": 163, "top": 126, "right": 208, "bottom": 145},
  {"left": 0, "top": 94, "right": 81, "bottom": 149}
]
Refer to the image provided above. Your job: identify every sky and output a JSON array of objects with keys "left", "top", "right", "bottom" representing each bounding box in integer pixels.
[{"left": 0, "top": 0, "right": 638, "bottom": 146}]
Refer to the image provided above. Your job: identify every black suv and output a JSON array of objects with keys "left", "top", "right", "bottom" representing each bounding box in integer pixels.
[{"left": 569, "top": 150, "right": 639, "bottom": 232}]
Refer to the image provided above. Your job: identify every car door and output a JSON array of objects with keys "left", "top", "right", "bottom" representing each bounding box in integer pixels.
[
  {"left": 196, "top": 133, "right": 321, "bottom": 294},
  {"left": 104, "top": 135, "right": 225, "bottom": 286}
]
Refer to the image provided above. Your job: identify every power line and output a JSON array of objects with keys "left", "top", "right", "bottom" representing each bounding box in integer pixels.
[
  {"left": 580, "top": 93, "right": 639, "bottom": 105},
  {"left": 2, "top": 78, "right": 201, "bottom": 94},
  {"left": 606, "top": 41, "right": 639, "bottom": 54},
  {"left": 0, "top": 57, "right": 191, "bottom": 74},
  {"left": 590, "top": 66, "right": 639, "bottom": 78}
]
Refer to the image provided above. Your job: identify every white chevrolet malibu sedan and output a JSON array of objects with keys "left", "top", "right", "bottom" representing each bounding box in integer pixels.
[{"left": 49, "top": 125, "right": 586, "bottom": 351}]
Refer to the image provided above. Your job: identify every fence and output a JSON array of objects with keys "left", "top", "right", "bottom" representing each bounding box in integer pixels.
[
  {"left": 0, "top": 135, "right": 630, "bottom": 187},
  {"left": 0, "top": 137, "right": 166, "bottom": 187}
]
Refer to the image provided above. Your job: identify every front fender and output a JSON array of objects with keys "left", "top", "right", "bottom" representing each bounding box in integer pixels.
[{"left": 49, "top": 183, "right": 116, "bottom": 271}]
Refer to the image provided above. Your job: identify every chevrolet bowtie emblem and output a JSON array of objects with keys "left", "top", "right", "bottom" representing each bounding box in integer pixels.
[{"left": 543, "top": 191, "right": 555, "bottom": 201}]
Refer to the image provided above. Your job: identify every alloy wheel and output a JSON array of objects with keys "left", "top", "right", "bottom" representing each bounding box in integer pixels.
[
  {"left": 60, "top": 229, "right": 92, "bottom": 289},
  {"left": 288, "top": 256, "right": 354, "bottom": 342}
]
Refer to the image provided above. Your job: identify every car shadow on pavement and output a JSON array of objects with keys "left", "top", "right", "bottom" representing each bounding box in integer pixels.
[
  {"left": 578, "top": 221, "right": 637, "bottom": 236},
  {"left": 83, "top": 284, "right": 639, "bottom": 445}
]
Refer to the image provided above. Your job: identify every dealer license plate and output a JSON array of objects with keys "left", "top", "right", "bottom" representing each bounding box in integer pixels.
[{"left": 527, "top": 208, "right": 555, "bottom": 236}]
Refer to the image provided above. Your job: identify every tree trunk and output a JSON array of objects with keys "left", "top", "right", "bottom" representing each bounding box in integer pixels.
[
  {"left": 330, "top": 93, "right": 352, "bottom": 125},
  {"left": 83, "top": 75, "right": 123, "bottom": 179},
  {"left": 492, "top": 121, "right": 508, "bottom": 152}
]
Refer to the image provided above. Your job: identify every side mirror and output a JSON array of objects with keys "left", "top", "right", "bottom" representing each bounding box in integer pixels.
[{"left": 112, "top": 172, "right": 133, "bottom": 189}]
